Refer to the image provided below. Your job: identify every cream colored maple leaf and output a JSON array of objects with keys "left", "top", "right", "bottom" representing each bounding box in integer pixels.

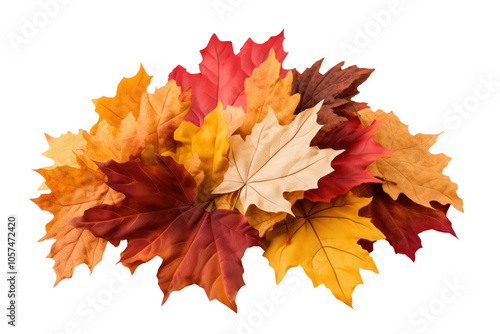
[{"left": 212, "top": 101, "right": 342, "bottom": 214}]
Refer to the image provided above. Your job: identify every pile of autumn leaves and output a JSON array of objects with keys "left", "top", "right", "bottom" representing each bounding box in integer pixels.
[{"left": 33, "top": 32, "right": 463, "bottom": 311}]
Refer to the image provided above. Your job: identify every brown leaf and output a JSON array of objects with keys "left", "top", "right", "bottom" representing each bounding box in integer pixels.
[{"left": 292, "top": 59, "right": 373, "bottom": 114}]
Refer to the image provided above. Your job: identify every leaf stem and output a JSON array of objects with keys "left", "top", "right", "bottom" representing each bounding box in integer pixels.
[
  {"left": 344, "top": 99, "right": 365, "bottom": 127},
  {"left": 205, "top": 199, "right": 215, "bottom": 212},
  {"left": 232, "top": 188, "right": 242, "bottom": 211},
  {"left": 375, "top": 176, "right": 397, "bottom": 185}
]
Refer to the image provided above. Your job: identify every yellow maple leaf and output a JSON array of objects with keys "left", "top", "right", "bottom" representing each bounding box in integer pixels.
[
  {"left": 264, "top": 192, "right": 385, "bottom": 306},
  {"left": 42, "top": 130, "right": 88, "bottom": 169},
  {"left": 41, "top": 115, "right": 142, "bottom": 173},
  {"left": 237, "top": 49, "right": 300, "bottom": 137},
  {"left": 90, "top": 64, "right": 152, "bottom": 135},
  {"left": 38, "top": 130, "right": 88, "bottom": 190},
  {"left": 360, "top": 109, "right": 464, "bottom": 212},
  {"left": 173, "top": 101, "right": 230, "bottom": 206}
]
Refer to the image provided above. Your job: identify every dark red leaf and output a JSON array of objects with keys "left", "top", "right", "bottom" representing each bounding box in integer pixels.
[{"left": 72, "top": 155, "right": 262, "bottom": 311}]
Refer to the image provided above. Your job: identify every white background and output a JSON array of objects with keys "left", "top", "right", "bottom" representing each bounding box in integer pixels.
[{"left": 1, "top": 0, "right": 499, "bottom": 333}]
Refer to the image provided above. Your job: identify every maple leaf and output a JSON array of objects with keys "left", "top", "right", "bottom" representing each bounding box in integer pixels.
[
  {"left": 292, "top": 60, "right": 374, "bottom": 114},
  {"left": 135, "top": 80, "right": 192, "bottom": 165},
  {"left": 354, "top": 184, "right": 456, "bottom": 261},
  {"left": 169, "top": 32, "right": 288, "bottom": 126},
  {"left": 41, "top": 130, "right": 88, "bottom": 169},
  {"left": 41, "top": 116, "right": 142, "bottom": 173},
  {"left": 90, "top": 64, "right": 152, "bottom": 134},
  {"left": 32, "top": 159, "right": 124, "bottom": 284},
  {"left": 237, "top": 49, "right": 300, "bottom": 137},
  {"left": 83, "top": 114, "right": 143, "bottom": 165},
  {"left": 264, "top": 192, "right": 385, "bottom": 306},
  {"left": 360, "top": 109, "right": 464, "bottom": 212},
  {"left": 72, "top": 155, "right": 262, "bottom": 312},
  {"left": 212, "top": 102, "right": 342, "bottom": 214},
  {"left": 305, "top": 118, "right": 393, "bottom": 202},
  {"left": 291, "top": 59, "right": 373, "bottom": 147},
  {"left": 172, "top": 102, "right": 230, "bottom": 206}
]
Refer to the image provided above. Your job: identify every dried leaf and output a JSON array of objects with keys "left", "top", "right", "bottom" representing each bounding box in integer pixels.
[
  {"left": 306, "top": 118, "right": 392, "bottom": 202},
  {"left": 213, "top": 102, "right": 342, "bottom": 214},
  {"left": 237, "top": 49, "right": 300, "bottom": 137},
  {"left": 354, "top": 184, "right": 456, "bottom": 261},
  {"left": 169, "top": 32, "right": 288, "bottom": 126},
  {"left": 90, "top": 65, "right": 152, "bottom": 134},
  {"left": 136, "top": 80, "right": 191, "bottom": 165},
  {"left": 292, "top": 60, "right": 373, "bottom": 114},
  {"left": 72, "top": 155, "right": 262, "bottom": 311},
  {"left": 32, "top": 159, "right": 124, "bottom": 284},
  {"left": 264, "top": 192, "right": 385, "bottom": 306},
  {"left": 41, "top": 130, "right": 87, "bottom": 168},
  {"left": 360, "top": 109, "right": 464, "bottom": 212},
  {"left": 173, "top": 102, "right": 230, "bottom": 206}
]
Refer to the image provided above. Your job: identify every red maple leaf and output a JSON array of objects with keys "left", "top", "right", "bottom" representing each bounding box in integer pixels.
[
  {"left": 355, "top": 184, "right": 457, "bottom": 261},
  {"left": 169, "top": 31, "right": 288, "bottom": 126},
  {"left": 306, "top": 118, "right": 392, "bottom": 202},
  {"left": 72, "top": 155, "right": 262, "bottom": 311}
]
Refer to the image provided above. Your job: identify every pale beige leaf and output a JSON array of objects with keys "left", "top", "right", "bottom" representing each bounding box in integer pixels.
[{"left": 212, "top": 101, "right": 342, "bottom": 214}]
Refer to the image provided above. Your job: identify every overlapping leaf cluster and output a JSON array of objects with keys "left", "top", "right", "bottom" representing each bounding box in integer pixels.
[{"left": 33, "top": 31, "right": 463, "bottom": 311}]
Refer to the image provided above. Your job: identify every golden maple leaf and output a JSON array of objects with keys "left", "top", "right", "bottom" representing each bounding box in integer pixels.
[
  {"left": 236, "top": 49, "right": 300, "bottom": 137},
  {"left": 360, "top": 109, "right": 463, "bottom": 212},
  {"left": 90, "top": 64, "right": 152, "bottom": 134},
  {"left": 264, "top": 192, "right": 385, "bottom": 306},
  {"left": 136, "top": 80, "right": 192, "bottom": 165},
  {"left": 171, "top": 102, "right": 231, "bottom": 206}
]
